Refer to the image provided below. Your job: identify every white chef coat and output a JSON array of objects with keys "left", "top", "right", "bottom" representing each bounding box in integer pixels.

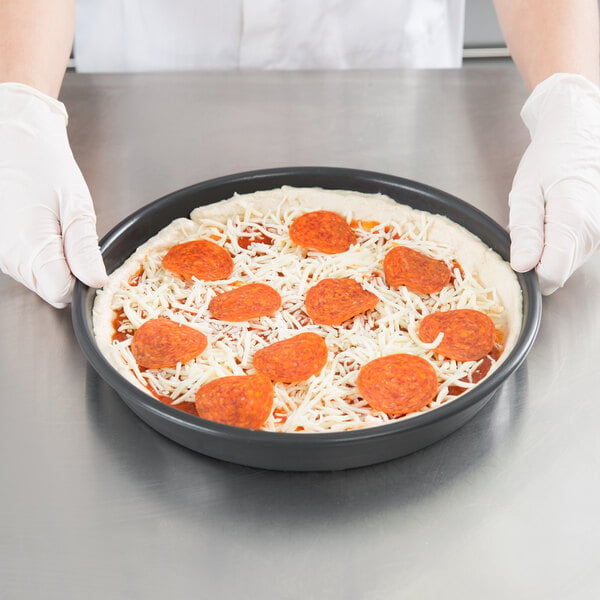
[{"left": 74, "top": 0, "right": 465, "bottom": 73}]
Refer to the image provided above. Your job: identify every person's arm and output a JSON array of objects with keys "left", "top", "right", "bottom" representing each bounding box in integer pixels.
[
  {"left": 0, "top": 0, "right": 74, "bottom": 96},
  {"left": 492, "top": 0, "right": 600, "bottom": 295},
  {"left": 494, "top": 0, "right": 599, "bottom": 90},
  {"left": 0, "top": 0, "right": 107, "bottom": 308}
]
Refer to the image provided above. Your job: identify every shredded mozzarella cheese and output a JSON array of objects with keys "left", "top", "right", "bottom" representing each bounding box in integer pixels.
[{"left": 100, "top": 191, "right": 514, "bottom": 433}]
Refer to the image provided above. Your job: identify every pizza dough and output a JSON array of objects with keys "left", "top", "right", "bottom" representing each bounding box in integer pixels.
[{"left": 93, "top": 186, "right": 522, "bottom": 432}]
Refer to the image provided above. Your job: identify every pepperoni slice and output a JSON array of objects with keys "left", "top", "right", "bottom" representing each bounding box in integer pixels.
[
  {"left": 383, "top": 246, "right": 451, "bottom": 294},
  {"left": 162, "top": 240, "right": 233, "bottom": 282},
  {"left": 419, "top": 309, "right": 495, "bottom": 361},
  {"left": 195, "top": 373, "right": 274, "bottom": 429},
  {"left": 304, "top": 278, "right": 379, "bottom": 325},
  {"left": 357, "top": 354, "right": 438, "bottom": 416},
  {"left": 253, "top": 332, "right": 328, "bottom": 382},
  {"left": 131, "top": 318, "right": 207, "bottom": 369},
  {"left": 209, "top": 283, "right": 282, "bottom": 321},
  {"left": 289, "top": 210, "right": 356, "bottom": 254}
]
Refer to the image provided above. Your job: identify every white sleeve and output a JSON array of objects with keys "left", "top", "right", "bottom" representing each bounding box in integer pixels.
[
  {"left": 74, "top": 0, "right": 243, "bottom": 72},
  {"left": 75, "top": 0, "right": 465, "bottom": 72},
  {"left": 239, "top": 0, "right": 465, "bottom": 69}
]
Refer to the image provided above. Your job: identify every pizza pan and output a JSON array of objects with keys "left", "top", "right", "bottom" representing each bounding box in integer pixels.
[{"left": 72, "top": 167, "right": 542, "bottom": 471}]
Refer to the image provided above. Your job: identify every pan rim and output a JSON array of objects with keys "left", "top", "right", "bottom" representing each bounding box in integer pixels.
[{"left": 72, "top": 167, "right": 541, "bottom": 453}]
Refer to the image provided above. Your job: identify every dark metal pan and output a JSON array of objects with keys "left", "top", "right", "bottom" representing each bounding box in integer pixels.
[{"left": 71, "top": 167, "right": 542, "bottom": 471}]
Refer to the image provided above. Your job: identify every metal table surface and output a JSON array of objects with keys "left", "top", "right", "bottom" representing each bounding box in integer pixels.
[{"left": 2, "top": 64, "right": 600, "bottom": 600}]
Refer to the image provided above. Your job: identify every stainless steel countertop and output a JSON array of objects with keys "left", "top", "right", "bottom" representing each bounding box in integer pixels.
[{"left": 2, "top": 64, "right": 600, "bottom": 600}]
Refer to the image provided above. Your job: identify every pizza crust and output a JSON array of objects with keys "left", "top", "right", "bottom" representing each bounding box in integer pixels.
[{"left": 93, "top": 186, "right": 522, "bottom": 428}]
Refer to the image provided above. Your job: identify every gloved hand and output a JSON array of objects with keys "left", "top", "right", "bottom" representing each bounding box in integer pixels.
[
  {"left": 0, "top": 82, "right": 106, "bottom": 308},
  {"left": 509, "top": 73, "right": 600, "bottom": 295}
]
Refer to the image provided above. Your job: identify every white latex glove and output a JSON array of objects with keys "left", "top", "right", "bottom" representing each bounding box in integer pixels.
[
  {"left": 0, "top": 82, "right": 106, "bottom": 308},
  {"left": 509, "top": 73, "right": 600, "bottom": 295}
]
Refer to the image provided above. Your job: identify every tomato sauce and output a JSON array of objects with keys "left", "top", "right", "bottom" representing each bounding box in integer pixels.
[
  {"left": 146, "top": 385, "right": 199, "bottom": 417},
  {"left": 450, "top": 259, "right": 465, "bottom": 286},
  {"left": 350, "top": 219, "right": 380, "bottom": 231},
  {"left": 238, "top": 231, "right": 273, "bottom": 249},
  {"left": 111, "top": 309, "right": 131, "bottom": 343},
  {"left": 447, "top": 331, "right": 504, "bottom": 397},
  {"left": 127, "top": 266, "right": 144, "bottom": 287},
  {"left": 272, "top": 408, "right": 288, "bottom": 423}
]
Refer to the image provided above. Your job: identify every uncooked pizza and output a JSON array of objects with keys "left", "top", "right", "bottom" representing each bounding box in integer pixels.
[{"left": 93, "top": 187, "right": 522, "bottom": 432}]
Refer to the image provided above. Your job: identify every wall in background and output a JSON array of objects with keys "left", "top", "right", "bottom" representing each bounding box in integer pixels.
[{"left": 464, "top": 0, "right": 505, "bottom": 49}]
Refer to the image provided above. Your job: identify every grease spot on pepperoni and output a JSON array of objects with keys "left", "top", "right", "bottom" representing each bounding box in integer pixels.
[
  {"left": 419, "top": 309, "right": 495, "bottom": 362},
  {"left": 195, "top": 373, "right": 274, "bottom": 429},
  {"left": 163, "top": 240, "right": 233, "bottom": 282},
  {"left": 383, "top": 246, "right": 451, "bottom": 294},
  {"left": 289, "top": 210, "right": 356, "bottom": 254},
  {"left": 131, "top": 318, "right": 207, "bottom": 369},
  {"left": 304, "top": 278, "right": 379, "bottom": 325},
  {"left": 253, "top": 332, "right": 328, "bottom": 383},
  {"left": 209, "top": 283, "right": 281, "bottom": 322},
  {"left": 357, "top": 353, "right": 438, "bottom": 416}
]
